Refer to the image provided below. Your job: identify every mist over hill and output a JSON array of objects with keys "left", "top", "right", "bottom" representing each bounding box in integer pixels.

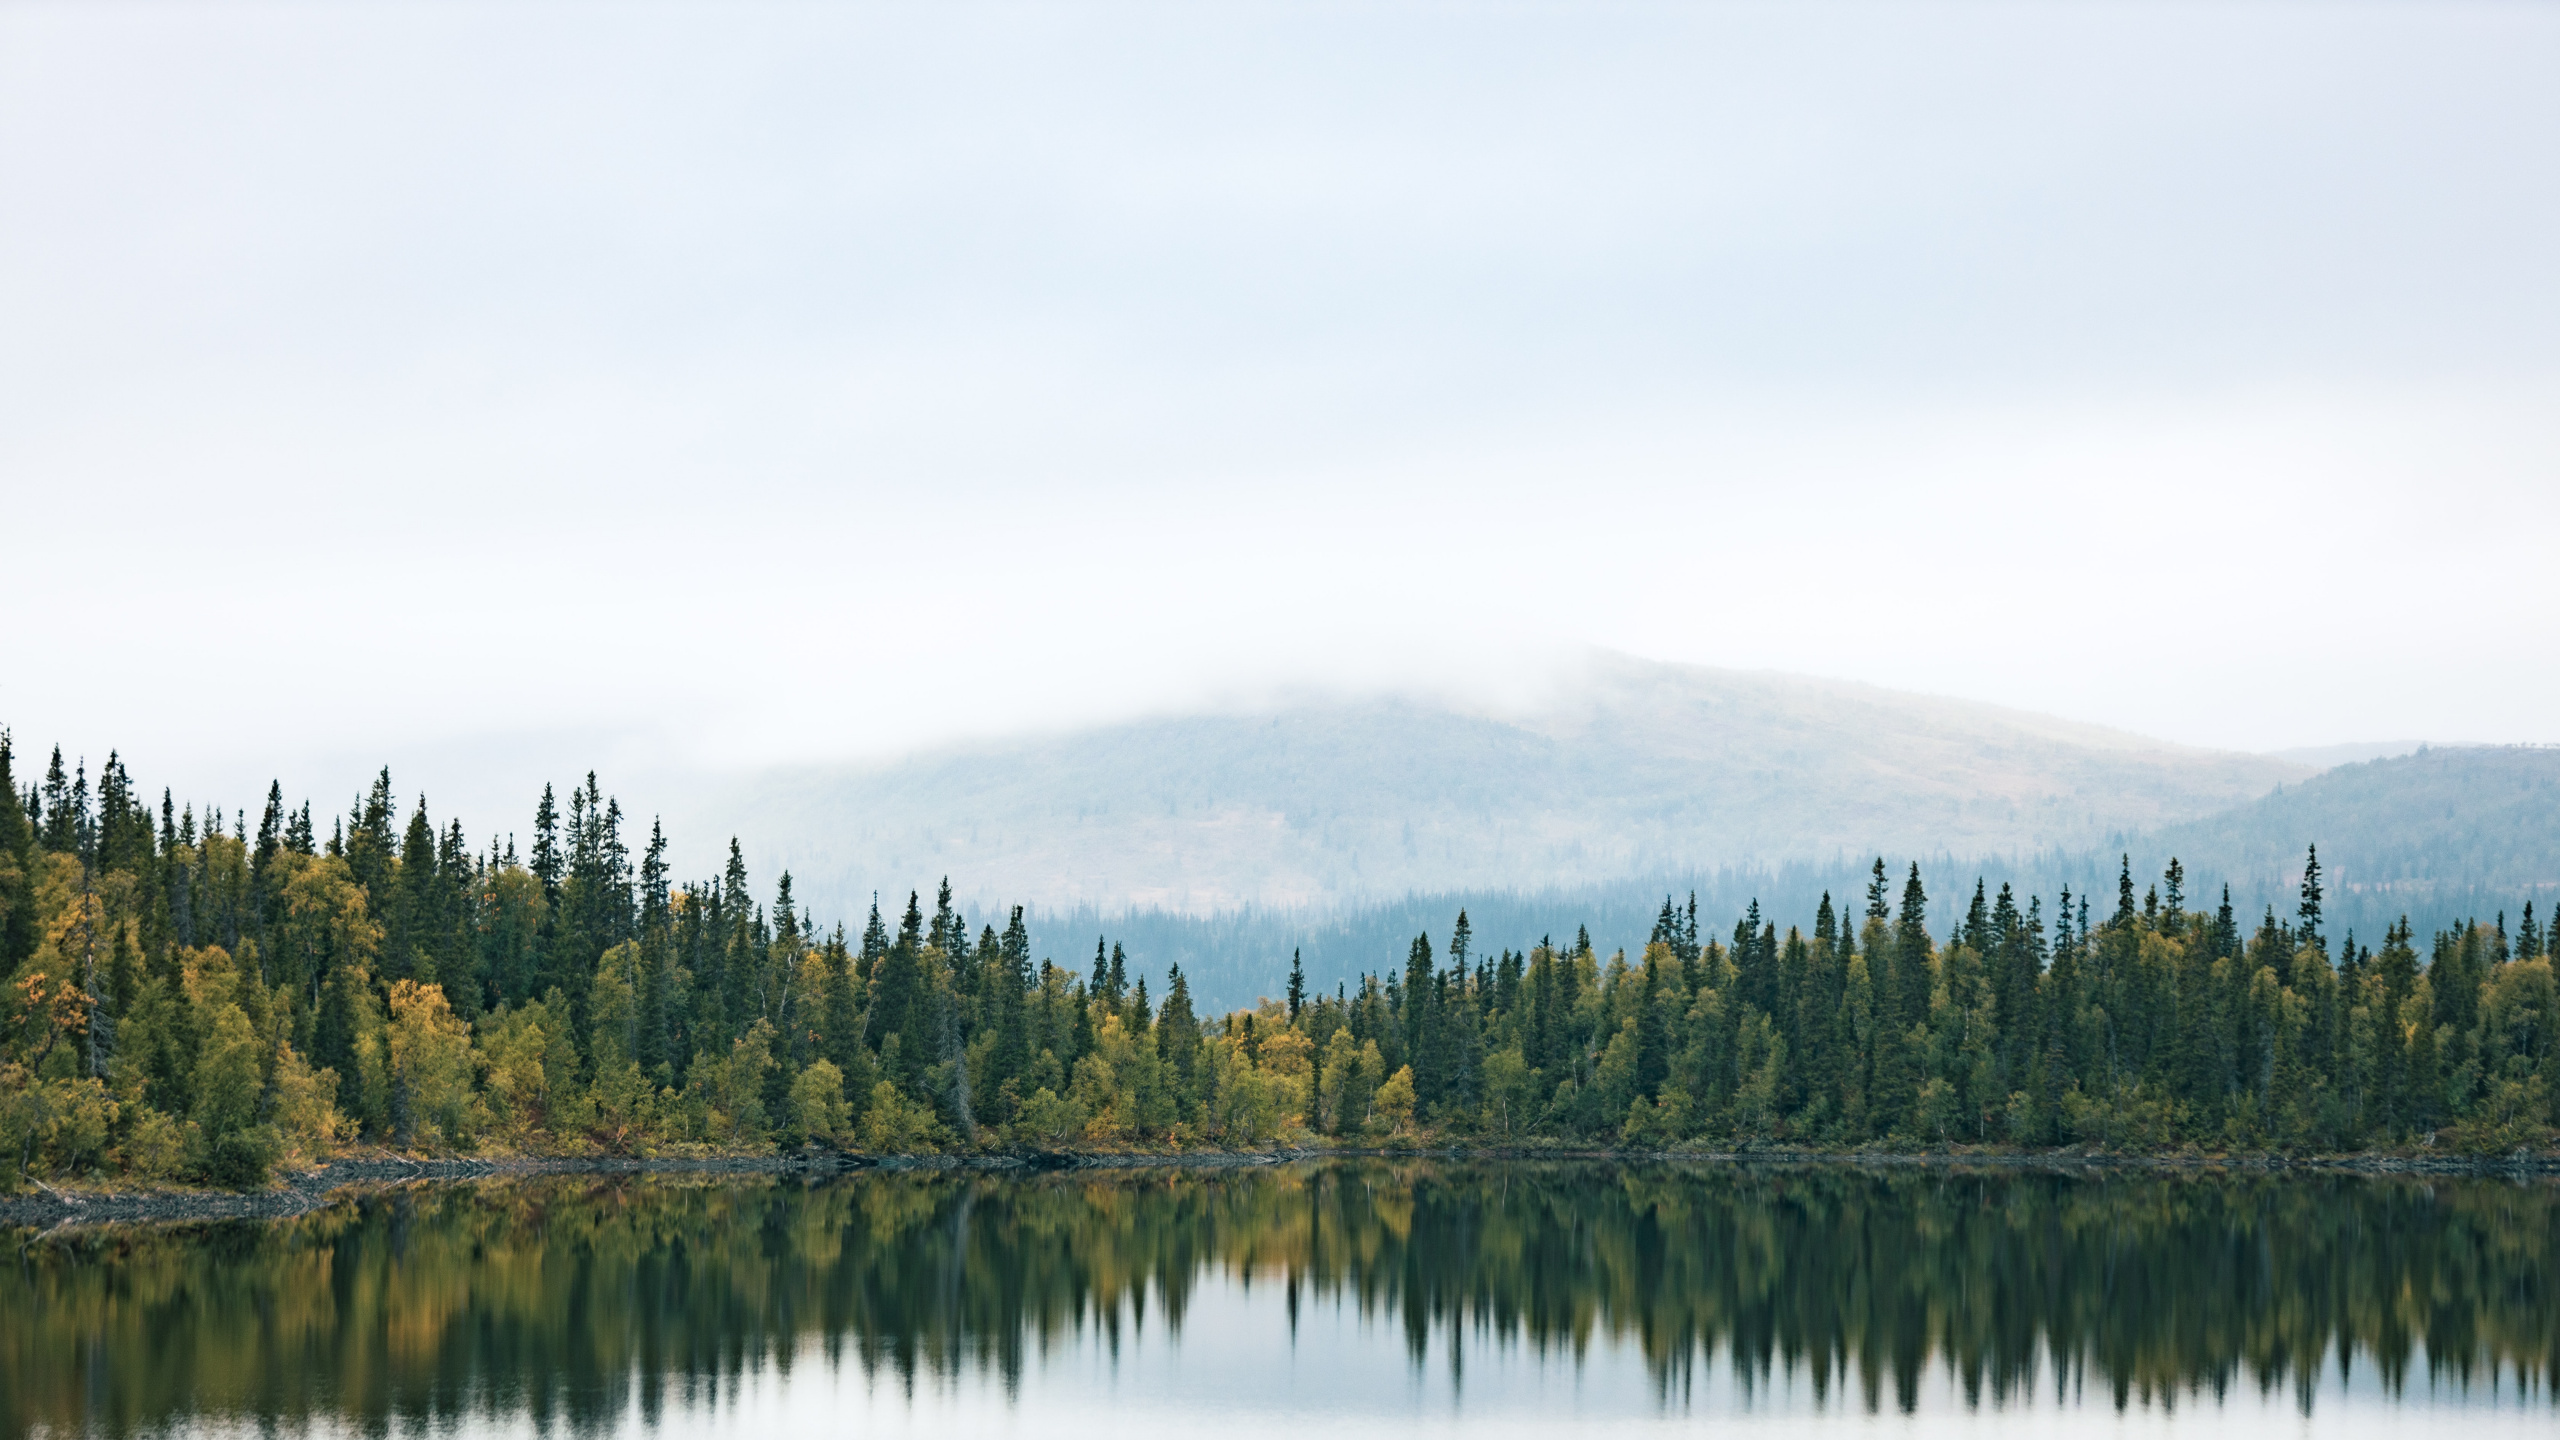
[
  {"left": 1026, "top": 746, "right": 2560, "bottom": 1008},
  {"left": 706, "top": 653, "right": 2301, "bottom": 926}
]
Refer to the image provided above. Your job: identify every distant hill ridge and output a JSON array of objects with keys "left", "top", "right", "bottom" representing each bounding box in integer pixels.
[
  {"left": 704, "top": 651, "right": 2304, "bottom": 922},
  {"left": 2130, "top": 744, "right": 2560, "bottom": 902},
  {"left": 1018, "top": 744, "right": 2560, "bottom": 1007}
]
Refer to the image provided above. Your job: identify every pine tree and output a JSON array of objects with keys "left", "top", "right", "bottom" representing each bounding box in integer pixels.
[{"left": 1287, "top": 948, "right": 1306, "bottom": 1021}]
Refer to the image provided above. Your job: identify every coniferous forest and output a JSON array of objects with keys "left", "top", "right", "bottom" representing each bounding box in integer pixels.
[{"left": 3, "top": 736, "right": 2555, "bottom": 1188}]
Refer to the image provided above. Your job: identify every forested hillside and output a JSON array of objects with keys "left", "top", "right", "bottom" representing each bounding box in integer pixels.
[
  {"left": 1030, "top": 747, "right": 2560, "bottom": 1006},
  {"left": 5, "top": 734, "right": 2553, "bottom": 1189},
  {"left": 2132, "top": 745, "right": 2560, "bottom": 909},
  {"left": 699, "top": 652, "right": 2303, "bottom": 918}
]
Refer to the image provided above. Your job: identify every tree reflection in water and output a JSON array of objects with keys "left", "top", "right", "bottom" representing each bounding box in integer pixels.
[{"left": 7, "top": 1163, "right": 2556, "bottom": 1437}]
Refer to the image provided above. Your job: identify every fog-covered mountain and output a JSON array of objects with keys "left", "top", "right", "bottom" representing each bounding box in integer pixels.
[
  {"left": 2267, "top": 740, "right": 2428, "bottom": 770},
  {"left": 1017, "top": 745, "right": 2560, "bottom": 1008},
  {"left": 699, "top": 652, "right": 2302, "bottom": 923}
]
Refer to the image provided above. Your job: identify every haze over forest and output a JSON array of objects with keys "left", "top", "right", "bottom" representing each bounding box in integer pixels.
[
  {"left": 23, "top": 655, "right": 2541, "bottom": 1009},
  {"left": 653, "top": 655, "right": 2550, "bottom": 1002},
  {"left": 4, "top": 5, "right": 2556, "bottom": 997},
  {"left": 702, "top": 652, "right": 2305, "bottom": 918}
]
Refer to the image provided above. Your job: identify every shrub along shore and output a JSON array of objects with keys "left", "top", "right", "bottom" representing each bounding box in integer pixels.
[{"left": 4, "top": 738, "right": 2556, "bottom": 1192}]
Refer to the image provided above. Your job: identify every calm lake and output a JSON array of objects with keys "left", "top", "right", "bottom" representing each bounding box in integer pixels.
[{"left": 7, "top": 1162, "right": 2556, "bottom": 1440}]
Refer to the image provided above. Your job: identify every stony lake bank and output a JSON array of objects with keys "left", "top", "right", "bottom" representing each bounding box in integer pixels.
[{"left": 7, "top": 1143, "right": 2556, "bottom": 1229}]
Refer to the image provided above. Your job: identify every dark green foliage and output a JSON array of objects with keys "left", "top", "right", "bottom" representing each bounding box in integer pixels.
[
  {"left": 5, "top": 731, "right": 2555, "bottom": 1175},
  {"left": 0, "top": 734, "right": 37, "bottom": 971},
  {"left": 206, "top": 1126, "right": 279, "bottom": 1189}
]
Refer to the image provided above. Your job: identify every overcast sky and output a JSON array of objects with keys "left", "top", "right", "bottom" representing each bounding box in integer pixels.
[{"left": 3, "top": 0, "right": 2555, "bottom": 835}]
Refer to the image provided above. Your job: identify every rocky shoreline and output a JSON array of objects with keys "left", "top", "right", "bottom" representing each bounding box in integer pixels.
[{"left": 6, "top": 1145, "right": 2552, "bottom": 1230}]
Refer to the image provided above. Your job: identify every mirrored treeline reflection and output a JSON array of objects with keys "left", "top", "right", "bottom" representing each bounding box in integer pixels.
[{"left": 7, "top": 1163, "right": 2558, "bottom": 1438}]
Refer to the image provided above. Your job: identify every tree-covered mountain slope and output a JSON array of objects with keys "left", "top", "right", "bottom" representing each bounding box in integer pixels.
[
  {"left": 2128, "top": 744, "right": 2560, "bottom": 908},
  {"left": 1057, "top": 744, "right": 2560, "bottom": 1007}
]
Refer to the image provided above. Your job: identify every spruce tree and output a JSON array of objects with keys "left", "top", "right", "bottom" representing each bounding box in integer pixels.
[
  {"left": 1735, "top": 900, "right": 1772, "bottom": 1015},
  {"left": 867, "top": 893, "right": 930, "bottom": 1091},
  {"left": 0, "top": 733, "right": 36, "bottom": 970},
  {"left": 931, "top": 877, "right": 958, "bottom": 954},
  {"left": 38, "top": 747, "right": 75, "bottom": 855},
  {"left": 253, "top": 781, "right": 284, "bottom": 876},
  {"left": 94, "top": 752, "right": 148, "bottom": 875},
  {"left": 1403, "top": 931, "right": 1435, "bottom": 1100},
  {"left": 1894, "top": 864, "right": 1931, "bottom": 1020},
  {"left": 860, "top": 896, "right": 890, "bottom": 984},
  {"left": 530, "top": 784, "right": 562, "bottom": 901},
  {"left": 1158, "top": 963, "right": 1200, "bottom": 1097},
  {"left": 1652, "top": 896, "right": 1681, "bottom": 952},
  {"left": 1962, "top": 880, "right": 1990, "bottom": 956},
  {"left": 2297, "top": 845, "right": 2325, "bottom": 954},
  {"left": 388, "top": 797, "right": 437, "bottom": 983}
]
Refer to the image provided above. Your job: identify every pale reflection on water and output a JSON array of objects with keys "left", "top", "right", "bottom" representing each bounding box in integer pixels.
[{"left": 161, "top": 1277, "right": 2557, "bottom": 1440}]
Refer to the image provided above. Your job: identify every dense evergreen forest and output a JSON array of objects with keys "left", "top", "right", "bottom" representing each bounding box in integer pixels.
[{"left": 3, "top": 736, "right": 2555, "bottom": 1187}]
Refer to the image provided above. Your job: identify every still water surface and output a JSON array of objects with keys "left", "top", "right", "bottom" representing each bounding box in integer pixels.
[{"left": 7, "top": 1162, "right": 2556, "bottom": 1439}]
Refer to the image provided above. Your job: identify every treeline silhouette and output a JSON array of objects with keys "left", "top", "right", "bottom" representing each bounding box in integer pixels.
[
  {"left": 6, "top": 1165, "right": 2556, "bottom": 1436},
  {"left": 2, "top": 736, "right": 2555, "bottom": 1185}
]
